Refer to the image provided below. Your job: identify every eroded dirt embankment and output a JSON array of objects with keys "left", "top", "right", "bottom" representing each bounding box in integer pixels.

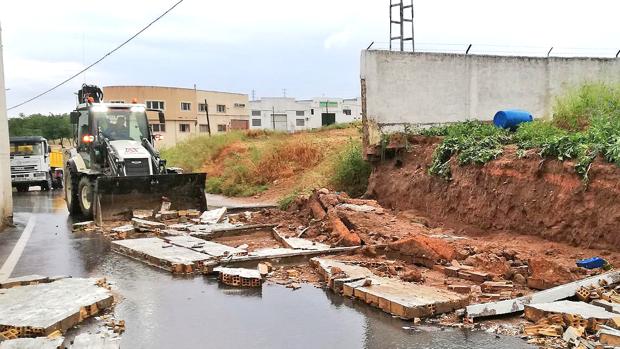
[{"left": 367, "top": 136, "right": 620, "bottom": 250}]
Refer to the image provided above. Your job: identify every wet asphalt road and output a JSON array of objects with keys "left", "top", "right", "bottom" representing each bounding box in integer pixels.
[{"left": 0, "top": 191, "right": 535, "bottom": 349}]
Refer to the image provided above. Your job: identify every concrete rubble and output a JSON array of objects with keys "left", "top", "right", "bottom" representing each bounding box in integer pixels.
[
  {"left": 214, "top": 267, "right": 262, "bottom": 287},
  {"left": 0, "top": 277, "right": 113, "bottom": 338},
  {"left": 79, "top": 186, "right": 620, "bottom": 347},
  {"left": 0, "top": 337, "right": 64, "bottom": 349},
  {"left": 312, "top": 258, "right": 469, "bottom": 319}
]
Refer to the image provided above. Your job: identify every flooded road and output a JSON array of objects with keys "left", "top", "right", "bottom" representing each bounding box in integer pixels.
[{"left": 0, "top": 191, "right": 534, "bottom": 349}]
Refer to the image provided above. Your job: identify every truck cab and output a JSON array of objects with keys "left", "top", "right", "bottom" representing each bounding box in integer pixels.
[{"left": 9, "top": 136, "right": 53, "bottom": 192}]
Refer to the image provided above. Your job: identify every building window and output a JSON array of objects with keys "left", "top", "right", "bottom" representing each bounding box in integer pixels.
[
  {"left": 310, "top": 109, "right": 314, "bottom": 115},
  {"left": 110, "top": 100, "right": 125, "bottom": 104},
  {"left": 252, "top": 119, "right": 261, "bottom": 127},
  {"left": 296, "top": 111, "right": 305, "bottom": 117},
  {"left": 199, "top": 124, "right": 210, "bottom": 133},
  {"left": 216, "top": 104, "right": 226, "bottom": 113},
  {"left": 146, "top": 100, "right": 165, "bottom": 110},
  {"left": 199, "top": 103, "right": 207, "bottom": 112},
  {"left": 217, "top": 124, "right": 227, "bottom": 132},
  {"left": 181, "top": 102, "right": 191, "bottom": 111},
  {"left": 152, "top": 123, "right": 166, "bottom": 132},
  {"left": 343, "top": 109, "right": 352, "bottom": 116},
  {"left": 251, "top": 110, "right": 261, "bottom": 116},
  {"left": 296, "top": 119, "right": 305, "bottom": 127},
  {"left": 179, "top": 124, "right": 190, "bottom": 132}
]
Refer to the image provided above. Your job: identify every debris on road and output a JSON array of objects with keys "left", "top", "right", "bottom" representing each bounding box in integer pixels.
[
  {"left": 200, "top": 207, "right": 227, "bottom": 224},
  {"left": 214, "top": 267, "right": 262, "bottom": 287},
  {"left": 0, "top": 336, "right": 64, "bottom": 349},
  {"left": 312, "top": 258, "right": 469, "bottom": 319},
  {"left": 0, "top": 277, "right": 114, "bottom": 338}
]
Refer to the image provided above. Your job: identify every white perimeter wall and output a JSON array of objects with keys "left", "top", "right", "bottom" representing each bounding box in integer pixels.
[
  {"left": 361, "top": 50, "right": 620, "bottom": 137},
  {"left": 0, "top": 25, "right": 13, "bottom": 226}
]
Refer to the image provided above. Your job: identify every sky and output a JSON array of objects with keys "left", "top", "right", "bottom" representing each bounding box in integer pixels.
[{"left": 1, "top": 0, "right": 619, "bottom": 116}]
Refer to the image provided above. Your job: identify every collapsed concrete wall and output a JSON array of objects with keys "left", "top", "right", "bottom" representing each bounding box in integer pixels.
[
  {"left": 0, "top": 24, "right": 13, "bottom": 227},
  {"left": 360, "top": 50, "right": 620, "bottom": 150}
]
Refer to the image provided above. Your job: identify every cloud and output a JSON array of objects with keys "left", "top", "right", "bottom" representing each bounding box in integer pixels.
[{"left": 324, "top": 28, "right": 353, "bottom": 50}]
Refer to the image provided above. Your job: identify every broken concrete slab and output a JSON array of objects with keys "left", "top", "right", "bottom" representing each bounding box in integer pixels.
[
  {"left": 69, "top": 332, "right": 121, "bottom": 349},
  {"left": 200, "top": 207, "right": 227, "bottom": 224},
  {"left": 272, "top": 228, "right": 330, "bottom": 250},
  {"left": 189, "top": 224, "right": 275, "bottom": 239},
  {"left": 0, "top": 337, "right": 64, "bottom": 349},
  {"left": 131, "top": 218, "right": 165, "bottom": 232},
  {"left": 110, "top": 225, "right": 134, "bottom": 234},
  {"left": 524, "top": 301, "right": 619, "bottom": 323},
  {"left": 214, "top": 267, "right": 262, "bottom": 287},
  {"left": 132, "top": 209, "right": 154, "bottom": 219},
  {"left": 167, "top": 223, "right": 194, "bottom": 231},
  {"left": 312, "top": 258, "right": 469, "bottom": 319},
  {"left": 466, "top": 270, "right": 620, "bottom": 319},
  {"left": 598, "top": 327, "right": 620, "bottom": 346},
  {"left": 163, "top": 235, "right": 247, "bottom": 258},
  {"left": 111, "top": 238, "right": 209, "bottom": 274},
  {"left": 0, "top": 278, "right": 113, "bottom": 337},
  {"left": 591, "top": 299, "right": 620, "bottom": 314},
  {"left": 0, "top": 275, "right": 49, "bottom": 289},
  {"left": 72, "top": 221, "right": 95, "bottom": 232},
  {"left": 338, "top": 203, "right": 376, "bottom": 212},
  {"left": 158, "top": 210, "right": 179, "bottom": 221},
  {"left": 226, "top": 246, "right": 359, "bottom": 266}
]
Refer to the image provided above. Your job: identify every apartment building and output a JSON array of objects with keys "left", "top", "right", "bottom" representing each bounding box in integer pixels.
[
  {"left": 102, "top": 86, "right": 249, "bottom": 148},
  {"left": 248, "top": 97, "right": 361, "bottom": 132}
]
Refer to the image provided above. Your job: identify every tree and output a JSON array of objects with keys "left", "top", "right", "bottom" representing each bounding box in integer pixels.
[{"left": 8, "top": 113, "right": 73, "bottom": 145}]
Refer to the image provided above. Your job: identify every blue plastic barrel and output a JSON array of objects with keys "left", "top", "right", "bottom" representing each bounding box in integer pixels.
[
  {"left": 493, "top": 109, "right": 533, "bottom": 129},
  {"left": 576, "top": 257, "right": 606, "bottom": 269}
]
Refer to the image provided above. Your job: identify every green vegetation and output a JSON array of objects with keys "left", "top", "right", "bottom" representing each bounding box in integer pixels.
[
  {"left": 424, "top": 82, "right": 620, "bottom": 184},
  {"left": 9, "top": 113, "right": 72, "bottom": 145},
  {"left": 331, "top": 139, "right": 372, "bottom": 197},
  {"left": 160, "top": 132, "right": 248, "bottom": 172},
  {"left": 277, "top": 190, "right": 300, "bottom": 210}
]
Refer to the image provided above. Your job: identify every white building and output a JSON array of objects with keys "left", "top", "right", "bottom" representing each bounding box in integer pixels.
[{"left": 248, "top": 97, "right": 361, "bottom": 132}]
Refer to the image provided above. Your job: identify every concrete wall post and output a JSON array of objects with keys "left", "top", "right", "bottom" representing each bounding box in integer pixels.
[{"left": 0, "top": 23, "right": 13, "bottom": 227}]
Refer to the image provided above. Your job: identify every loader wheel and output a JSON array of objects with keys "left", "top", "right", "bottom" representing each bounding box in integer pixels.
[
  {"left": 78, "top": 177, "right": 94, "bottom": 218},
  {"left": 16, "top": 184, "right": 29, "bottom": 193},
  {"left": 65, "top": 172, "right": 80, "bottom": 215}
]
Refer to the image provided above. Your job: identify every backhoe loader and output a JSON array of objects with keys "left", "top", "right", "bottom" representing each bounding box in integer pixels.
[{"left": 64, "top": 84, "right": 207, "bottom": 223}]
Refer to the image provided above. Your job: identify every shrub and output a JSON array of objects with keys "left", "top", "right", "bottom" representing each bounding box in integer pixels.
[
  {"left": 332, "top": 139, "right": 372, "bottom": 197},
  {"left": 553, "top": 82, "right": 620, "bottom": 131}
]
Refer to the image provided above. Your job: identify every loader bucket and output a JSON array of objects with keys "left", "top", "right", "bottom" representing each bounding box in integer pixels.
[{"left": 93, "top": 173, "right": 207, "bottom": 223}]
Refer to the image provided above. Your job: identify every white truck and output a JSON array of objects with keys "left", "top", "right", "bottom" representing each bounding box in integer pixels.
[{"left": 9, "top": 136, "right": 63, "bottom": 192}]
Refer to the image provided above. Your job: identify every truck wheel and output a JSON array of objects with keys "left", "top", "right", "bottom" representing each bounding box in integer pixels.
[
  {"left": 41, "top": 173, "right": 52, "bottom": 191},
  {"left": 65, "top": 173, "right": 80, "bottom": 215},
  {"left": 16, "top": 184, "right": 29, "bottom": 193},
  {"left": 78, "top": 177, "right": 93, "bottom": 218}
]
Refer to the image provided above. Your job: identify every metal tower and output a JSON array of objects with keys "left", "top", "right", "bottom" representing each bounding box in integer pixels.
[{"left": 389, "top": 0, "right": 414, "bottom": 52}]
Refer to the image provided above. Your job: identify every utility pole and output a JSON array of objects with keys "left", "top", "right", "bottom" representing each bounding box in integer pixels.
[
  {"left": 389, "top": 0, "right": 414, "bottom": 52},
  {"left": 272, "top": 106, "right": 276, "bottom": 130},
  {"left": 0, "top": 23, "right": 13, "bottom": 225},
  {"left": 204, "top": 99, "right": 211, "bottom": 136},
  {"left": 251, "top": 89, "right": 256, "bottom": 101},
  {"left": 282, "top": 88, "right": 287, "bottom": 97}
]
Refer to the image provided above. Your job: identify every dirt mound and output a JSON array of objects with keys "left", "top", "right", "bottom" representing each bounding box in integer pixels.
[{"left": 367, "top": 137, "right": 620, "bottom": 251}]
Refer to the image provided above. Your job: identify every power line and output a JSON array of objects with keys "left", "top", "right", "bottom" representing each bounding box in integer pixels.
[{"left": 7, "top": 0, "right": 184, "bottom": 111}]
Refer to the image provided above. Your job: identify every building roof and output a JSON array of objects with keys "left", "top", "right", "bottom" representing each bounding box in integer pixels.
[
  {"left": 10, "top": 136, "right": 47, "bottom": 142},
  {"left": 102, "top": 85, "right": 248, "bottom": 97}
]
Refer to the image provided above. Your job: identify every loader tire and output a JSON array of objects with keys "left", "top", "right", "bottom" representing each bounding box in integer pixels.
[
  {"left": 78, "top": 177, "right": 94, "bottom": 219},
  {"left": 65, "top": 172, "right": 80, "bottom": 215}
]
